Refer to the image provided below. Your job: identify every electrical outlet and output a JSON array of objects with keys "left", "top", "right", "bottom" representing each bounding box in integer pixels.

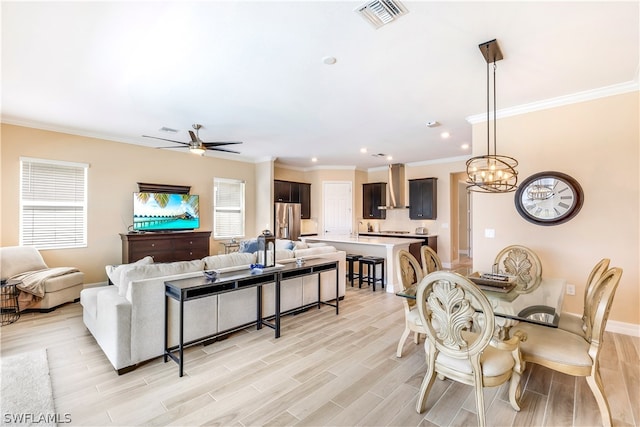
[{"left": 566, "top": 284, "right": 576, "bottom": 296}]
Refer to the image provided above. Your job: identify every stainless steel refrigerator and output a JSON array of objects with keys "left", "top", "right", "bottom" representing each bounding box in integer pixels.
[{"left": 274, "top": 202, "right": 301, "bottom": 240}]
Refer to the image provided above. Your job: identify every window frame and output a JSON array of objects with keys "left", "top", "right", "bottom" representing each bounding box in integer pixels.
[
  {"left": 19, "top": 157, "right": 88, "bottom": 250},
  {"left": 213, "top": 177, "right": 245, "bottom": 240}
]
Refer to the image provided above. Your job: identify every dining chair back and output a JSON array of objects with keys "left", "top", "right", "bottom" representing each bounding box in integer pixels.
[
  {"left": 414, "top": 271, "right": 526, "bottom": 426},
  {"left": 515, "top": 266, "right": 623, "bottom": 427},
  {"left": 494, "top": 245, "right": 542, "bottom": 291},
  {"left": 395, "top": 250, "right": 425, "bottom": 357},
  {"left": 420, "top": 245, "right": 442, "bottom": 276},
  {"left": 558, "top": 258, "right": 610, "bottom": 337}
]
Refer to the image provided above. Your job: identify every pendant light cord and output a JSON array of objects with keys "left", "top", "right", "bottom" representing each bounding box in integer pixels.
[{"left": 493, "top": 61, "right": 497, "bottom": 157}]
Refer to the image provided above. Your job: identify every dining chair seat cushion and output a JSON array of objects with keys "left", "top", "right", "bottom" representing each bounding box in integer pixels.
[
  {"left": 424, "top": 331, "right": 515, "bottom": 377},
  {"left": 557, "top": 312, "right": 586, "bottom": 336},
  {"left": 516, "top": 323, "right": 592, "bottom": 367},
  {"left": 406, "top": 307, "right": 423, "bottom": 327}
]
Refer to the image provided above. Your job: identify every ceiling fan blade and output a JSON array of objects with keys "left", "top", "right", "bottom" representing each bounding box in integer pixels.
[
  {"left": 206, "top": 146, "right": 241, "bottom": 154},
  {"left": 143, "top": 135, "right": 189, "bottom": 145},
  {"left": 188, "top": 130, "right": 199, "bottom": 142},
  {"left": 202, "top": 141, "right": 243, "bottom": 147},
  {"left": 156, "top": 145, "right": 190, "bottom": 149}
]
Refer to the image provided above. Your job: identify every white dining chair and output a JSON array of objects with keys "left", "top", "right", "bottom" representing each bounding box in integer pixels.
[
  {"left": 515, "top": 267, "right": 623, "bottom": 427},
  {"left": 395, "top": 250, "right": 425, "bottom": 357},
  {"left": 557, "top": 258, "right": 610, "bottom": 337},
  {"left": 414, "top": 271, "right": 526, "bottom": 426}
]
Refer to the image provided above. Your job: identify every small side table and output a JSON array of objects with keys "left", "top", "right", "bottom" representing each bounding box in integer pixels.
[
  {"left": 219, "top": 240, "right": 240, "bottom": 254},
  {"left": 1, "top": 279, "right": 20, "bottom": 326}
]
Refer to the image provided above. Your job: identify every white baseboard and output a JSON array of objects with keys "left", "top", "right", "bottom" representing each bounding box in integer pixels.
[
  {"left": 565, "top": 311, "right": 640, "bottom": 337},
  {"left": 606, "top": 319, "right": 640, "bottom": 337}
]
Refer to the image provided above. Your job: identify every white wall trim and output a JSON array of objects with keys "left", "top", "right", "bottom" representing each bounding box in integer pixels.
[
  {"left": 466, "top": 80, "right": 640, "bottom": 124},
  {"left": 605, "top": 319, "right": 640, "bottom": 337}
]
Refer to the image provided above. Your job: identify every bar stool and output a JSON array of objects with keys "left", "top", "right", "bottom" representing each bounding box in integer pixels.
[
  {"left": 359, "top": 256, "right": 385, "bottom": 291},
  {"left": 345, "top": 254, "right": 363, "bottom": 287}
]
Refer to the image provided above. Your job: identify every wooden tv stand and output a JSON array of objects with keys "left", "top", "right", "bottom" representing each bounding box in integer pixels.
[{"left": 120, "top": 231, "right": 211, "bottom": 263}]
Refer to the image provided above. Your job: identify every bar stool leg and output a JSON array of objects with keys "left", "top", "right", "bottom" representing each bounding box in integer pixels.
[
  {"left": 371, "top": 262, "right": 376, "bottom": 292},
  {"left": 358, "top": 262, "right": 363, "bottom": 288},
  {"left": 381, "top": 261, "right": 385, "bottom": 289}
]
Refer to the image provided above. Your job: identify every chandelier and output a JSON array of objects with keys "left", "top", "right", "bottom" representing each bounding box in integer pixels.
[{"left": 466, "top": 39, "right": 518, "bottom": 193}]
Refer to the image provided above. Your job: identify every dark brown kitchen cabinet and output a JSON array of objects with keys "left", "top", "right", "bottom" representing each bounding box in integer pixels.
[
  {"left": 363, "top": 182, "right": 386, "bottom": 219},
  {"left": 274, "top": 180, "right": 311, "bottom": 219},
  {"left": 409, "top": 178, "right": 437, "bottom": 220},
  {"left": 299, "top": 183, "right": 311, "bottom": 219}
]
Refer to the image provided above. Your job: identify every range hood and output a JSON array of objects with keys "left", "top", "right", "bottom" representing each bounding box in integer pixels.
[{"left": 379, "top": 163, "right": 409, "bottom": 209}]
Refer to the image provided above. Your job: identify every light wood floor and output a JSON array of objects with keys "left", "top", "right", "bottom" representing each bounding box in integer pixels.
[{"left": 1, "top": 284, "right": 638, "bottom": 426}]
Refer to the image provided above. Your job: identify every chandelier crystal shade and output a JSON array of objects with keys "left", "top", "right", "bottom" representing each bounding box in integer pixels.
[{"left": 466, "top": 39, "right": 518, "bottom": 193}]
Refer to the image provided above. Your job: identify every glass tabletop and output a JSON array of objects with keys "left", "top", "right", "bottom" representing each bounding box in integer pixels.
[{"left": 396, "top": 273, "right": 566, "bottom": 328}]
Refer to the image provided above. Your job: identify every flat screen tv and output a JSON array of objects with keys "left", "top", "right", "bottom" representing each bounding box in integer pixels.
[{"left": 133, "top": 192, "right": 200, "bottom": 231}]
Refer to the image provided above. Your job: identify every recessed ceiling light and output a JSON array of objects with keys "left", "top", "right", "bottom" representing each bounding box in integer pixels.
[
  {"left": 322, "top": 56, "right": 337, "bottom": 65},
  {"left": 386, "top": 155, "right": 393, "bottom": 161},
  {"left": 360, "top": 148, "right": 368, "bottom": 153},
  {"left": 311, "top": 157, "right": 318, "bottom": 162},
  {"left": 461, "top": 143, "right": 470, "bottom": 150},
  {"left": 440, "top": 131, "right": 450, "bottom": 139}
]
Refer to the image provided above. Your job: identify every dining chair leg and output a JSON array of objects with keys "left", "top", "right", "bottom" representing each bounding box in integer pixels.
[
  {"left": 396, "top": 327, "right": 411, "bottom": 358},
  {"left": 415, "top": 359, "right": 437, "bottom": 414},
  {"left": 472, "top": 361, "right": 487, "bottom": 427},
  {"left": 586, "top": 371, "right": 613, "bottom": 427}
]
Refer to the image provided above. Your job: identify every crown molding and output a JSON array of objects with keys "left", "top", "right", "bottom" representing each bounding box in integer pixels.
[{"left": 466, "top": 80, "right": 639, "bottom": 124}]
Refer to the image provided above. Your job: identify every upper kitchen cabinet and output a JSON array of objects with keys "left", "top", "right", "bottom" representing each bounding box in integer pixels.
[
  {"left": 299, "top": 183, "right": 311, "bottom": 219},
  {"left": 363, "top": 182, "right": 386, "bottom": 219},
  {"left": 409, "top": 178, "right": 437, "bottom": 220},
  {"left": 274, "top": 180, "right": 311, "bottom": 219}
]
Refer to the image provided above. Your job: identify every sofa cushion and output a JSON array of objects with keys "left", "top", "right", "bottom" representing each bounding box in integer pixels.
[
  {"left": 307, "top": 242, "right": 328, "bottom": 248},
  {"left": 294, "top": 241, "right": 308, "bottom": 250},
  {"left": 120, "top": 259, "right": 204, "bottom": 297},
  {"left": 1, "top": 246, "right": 48, "bottom": 280},
  {"left": 203, "top": 252, "right": 256, "bottom": 270},
  {"left": 276, "top": 239, "right": 295, "bottom": 250},
  {"left": 105, "top": 256, "right": 154, "bottom": 294},
  {"left": 294, "top": 246, "right": 336, "bottom": 258}
]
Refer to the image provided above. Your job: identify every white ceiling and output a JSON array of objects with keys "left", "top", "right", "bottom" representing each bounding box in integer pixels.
[{"left": 2, "top": 1, "right": 638, "bottom": 170}]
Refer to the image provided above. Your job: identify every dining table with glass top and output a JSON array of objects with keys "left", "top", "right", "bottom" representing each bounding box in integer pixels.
[{"left": 396, "top": 271, "right": 567, "bottom": 336}]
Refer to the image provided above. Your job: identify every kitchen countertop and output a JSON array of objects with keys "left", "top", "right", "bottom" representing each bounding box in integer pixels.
[
  {"left": 302, "top": 235, "right": 424, "bottom": 246},
  {"left": 359, "top": 232, "right": 437, "bottom": 238}
]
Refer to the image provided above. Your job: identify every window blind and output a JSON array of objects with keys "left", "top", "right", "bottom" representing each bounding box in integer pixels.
[
  {"left": 20, "top": 157, "right": 88, "bottom": 249},
  {"left": 213, "top": 178, "right": 245, "bottom": 239}
]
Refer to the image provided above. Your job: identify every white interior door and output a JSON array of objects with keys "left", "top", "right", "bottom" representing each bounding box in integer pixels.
[{"left": 323, "top": 181, "right": 352, "bottom": 236}]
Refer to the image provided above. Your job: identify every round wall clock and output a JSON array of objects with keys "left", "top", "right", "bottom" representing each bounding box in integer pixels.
[{"left": 514, "top": 171, "right": 584, "bottom": 226}]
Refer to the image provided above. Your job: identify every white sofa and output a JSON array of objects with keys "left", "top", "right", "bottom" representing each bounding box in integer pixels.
[{"left": 81, "top": 246, "right": 346, "bottom": 374}]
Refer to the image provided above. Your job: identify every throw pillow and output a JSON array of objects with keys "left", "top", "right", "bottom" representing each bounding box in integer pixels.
[
  {"left": 120, "top": 259, "right": 204, "bottom": 298},
  {"left": 293, "top": 241, "right": 308, "bottom": 250},
  {"left": 105, "top": 256, "right": 153, "bottom": 293},
  {"left": 239, "top": 239, "right": 258, "bottom": 253}
]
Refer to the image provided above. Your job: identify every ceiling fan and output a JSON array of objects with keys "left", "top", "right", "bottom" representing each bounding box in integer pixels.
[{"left": 143, "top": 124, "right": 242, "bottom": 155}]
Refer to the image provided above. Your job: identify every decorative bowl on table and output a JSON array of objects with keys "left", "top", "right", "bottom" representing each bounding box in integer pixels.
[{"left": 468, "top": 272, "right": 516, "bottom": 292}]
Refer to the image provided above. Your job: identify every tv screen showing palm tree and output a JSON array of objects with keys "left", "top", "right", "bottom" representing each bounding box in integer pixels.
[{"left": 133, "top": 192, "right": 200, "bottom": 231}]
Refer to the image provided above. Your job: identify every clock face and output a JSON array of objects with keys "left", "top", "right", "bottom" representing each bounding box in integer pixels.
[{"left": 514, "top": 172, "right": 584, "bottom": 225}]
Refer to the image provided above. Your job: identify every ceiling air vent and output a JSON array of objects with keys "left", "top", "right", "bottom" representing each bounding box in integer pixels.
[{"left": 355, "top": 0, "right": 408, "bottom": 29}]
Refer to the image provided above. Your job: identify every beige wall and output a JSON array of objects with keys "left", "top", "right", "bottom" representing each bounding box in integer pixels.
[
  {"left": 471, "top": 92, "right": 639, "bottom": 325},
  {"left": 4, "top": 90, "right": 637, "bottom": 326},
  {"left": 1, "top": 124, "right": 259, "bottom": 283}
]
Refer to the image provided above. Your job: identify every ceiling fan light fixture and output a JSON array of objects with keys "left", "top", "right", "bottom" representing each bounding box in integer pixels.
[
  {"left": 466, "top": 39, "right": 518, "bottom": 193},
  {"left": 189, "top": 144, "right": 206, "bottom": 156}
]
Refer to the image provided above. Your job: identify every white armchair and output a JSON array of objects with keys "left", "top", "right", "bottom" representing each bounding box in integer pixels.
[{"left": 0, "top": 246, "right": 84, "bottom": 311}]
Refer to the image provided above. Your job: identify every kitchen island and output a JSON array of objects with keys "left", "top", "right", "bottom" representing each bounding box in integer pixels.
[{"left": 301, "top": 235, "right": 423, "bottom": 292}]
